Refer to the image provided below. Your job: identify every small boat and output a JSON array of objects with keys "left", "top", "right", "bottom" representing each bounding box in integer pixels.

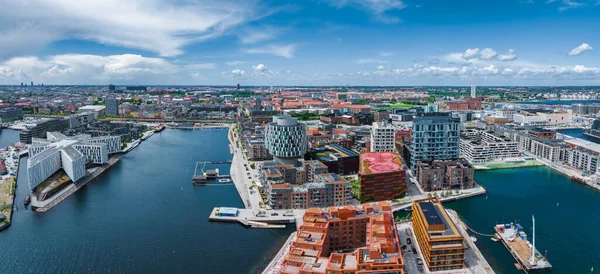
[
  {"left": 218, "top": 178, "right": 231, "bottom": 183},
  {"left": 491, "top": 236, "right": 499, "bottom": 242},
  {"left": 470, "top": 236, "right": 477, "bottom": 242},
  {"left": 24, "top": 195, "right": 30, "bottom": 206},
  {"left": 404, "top": 207, "right": 412, "bottom": 212}
]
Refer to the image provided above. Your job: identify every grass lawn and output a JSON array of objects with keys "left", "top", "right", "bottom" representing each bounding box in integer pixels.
[{"left": 482, "top": 160, "right": 542, "bottom": 169}]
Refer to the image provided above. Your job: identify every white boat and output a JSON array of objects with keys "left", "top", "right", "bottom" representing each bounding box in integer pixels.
[{"left": 218, "top": 178, "right": 231, "bottom": 183}]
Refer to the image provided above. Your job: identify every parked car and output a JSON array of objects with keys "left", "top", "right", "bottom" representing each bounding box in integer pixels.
[
  {"left": 412, "top": 247, "right": 417, "bottom": 254},
  {"left": 417, "top": 264, "right": 423, "bottom": 271},
  {"left": 416, "top": 258, "right": 423, "bottom": 265},
  {"left": 406, "top": 237, "right": 412, "bottom": 245}
]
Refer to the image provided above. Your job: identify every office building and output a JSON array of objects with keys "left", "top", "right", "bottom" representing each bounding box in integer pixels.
[
  {"left": 28, "top": 132, "right": 121, "bottom": 194},
  {"left": 470, "top": 85, "right": 476, "bottom": 98},
  {"left": 370, "top": 121, "right": 395, "bottom": 152},
  {"left": 373, "top": 110, "right": 389, "bottom": 122},
  {"left": 415, "top": 159, "right": 475, "bottom": 192},
  {"left": 408, "top": 113, "right": 461, "bottom": 169},
  {"left": 281, "top": 202, "right": 404, "bottom": 274},
  {"left": 20, "top": 118, "right": 70, "bottom": 144},
  {"left": 105, "top": 96, "right": 120, "bottom": 115},
  {"left": 359, "top": 152, "right": 406, "bottom": 202},
  {"left": 0, "top": 107, "right": 23, "bottom": 121},
  {"left": 412, "top": 197, "right": 466, "bottom": 271},
  {"left": 460, "top": 128, "right": 520, "bottom": 164},
  {"left": 67, "top": 112, "right": 96, "bottom": 129},
  {"left": 265, "top": 115, "right": 307, "bottom": 164},
  {"left": 312, "top": 144, "right": 360, "bottom": 175}
]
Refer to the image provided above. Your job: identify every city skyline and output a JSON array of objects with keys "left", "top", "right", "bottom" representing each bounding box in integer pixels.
[{"left": 0, "top": 0, "right": 599, "bottom": 86}]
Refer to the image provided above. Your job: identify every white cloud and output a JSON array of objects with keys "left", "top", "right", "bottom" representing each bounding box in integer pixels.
[
  {"left": 240, "top": 26, "right": 281, "bottom": 44},
  {"left": 222, "top": 69, "right": 246, "bottom": 78},
  {"left": 498, "top": 49, "right": 518, "bottom": 61},
  {"left": 568, "top": 43, "right": 593, "bottom": 56},
  {"left": 184, "top": 63, "right": 216, "bottom": 70},
  {"left": 479, "top": 48, "right": 498, "bottom": 60},
  {"left": 245, "top": 44, "right": 297, "bottom": 59},
  {"left": 327, "top": 0, "right": 406, "bottom": 23},
  {"left": 461, "top": 48, "right": 481, "bottom": 60},
  {"left": 0, "top": 54, "right": 179, "bottom": 84},
  {"left": 377, "top": 65, "right": 386, "bottom": 70},
  {"left": 251, "top": 63, "right": 279, "bottom": 76},
  {"left": 0, "top": 0, "right": 267, "bottom": 58}
]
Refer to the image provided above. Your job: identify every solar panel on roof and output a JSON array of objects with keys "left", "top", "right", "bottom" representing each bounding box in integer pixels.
[{"left": 420, "top": 202, "right": 443, "bottom": 225}]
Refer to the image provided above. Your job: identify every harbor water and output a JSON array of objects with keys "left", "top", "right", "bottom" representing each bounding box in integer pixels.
[
  {"left": 0, "top": 129, "right": 294, "bottom": 273},
  {"left": 446, "top": 167, "right": 600, "bottom": 274}
]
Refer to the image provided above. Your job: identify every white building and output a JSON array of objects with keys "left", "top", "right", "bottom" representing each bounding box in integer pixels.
[
  {"left": 67, "top": 112, "right": 96, "bottom": 129},
  {"left": 27, "top": 132, "right": 121, "bottom": 191},
  {"left": 536, "top": 110, "right": 572, "bottom": 125},
  {"left": 460, "top": 129, "right": 520, "bottom": 164},
  {"left": 513, "top": 113, "right": 547, "bottom": 125},
  {"left": 564, "top": 138, "right": 600, "bottom": 174},
  {"left": 78, "top": 105, "right": 106, "bottom": 118},
  {"left": 370, "top": 121, "right": 395, "bottom": 152}
]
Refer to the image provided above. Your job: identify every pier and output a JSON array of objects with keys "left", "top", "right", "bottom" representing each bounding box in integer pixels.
[
  {"left": 494, "top": 218, "right": 551, "bottom": 273},
  {"left": 208, "top": 207, "right": 296, "bottom": 228}
]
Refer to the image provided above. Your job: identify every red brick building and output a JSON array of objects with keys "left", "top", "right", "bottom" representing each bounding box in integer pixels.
[
  {"left": 359, "top": 152, "right": 407, "bottom": 202},
  {"left": 446, "top": 97, "right": 482, "bottom": 111}
]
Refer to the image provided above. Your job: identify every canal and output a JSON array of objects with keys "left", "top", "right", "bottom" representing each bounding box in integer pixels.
[{"left": 0, "top": 129, "right": 294, "bottom": 273}]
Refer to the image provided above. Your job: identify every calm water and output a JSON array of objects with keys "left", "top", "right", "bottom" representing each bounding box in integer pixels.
[
  {"left": 0, "top": 129, "right": 293, "bottom": 273},
  {"left": 445, "top": 167, "right": 600, "bottom": 274},
  {"left": 0, "top": 128, "right": 20, "bottom": 148}
]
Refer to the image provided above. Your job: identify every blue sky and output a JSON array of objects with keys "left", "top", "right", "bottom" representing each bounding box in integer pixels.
[{"left": 0, "top": 0, "right": 599, "bottom": 86}]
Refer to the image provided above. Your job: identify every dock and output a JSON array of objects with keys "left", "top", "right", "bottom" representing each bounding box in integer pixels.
[
  {"left": 494, "top": 217, "right": 551, "bottom": 273},
  {"left": 208, "top": 207, "right": 296, "bottom": 228}
]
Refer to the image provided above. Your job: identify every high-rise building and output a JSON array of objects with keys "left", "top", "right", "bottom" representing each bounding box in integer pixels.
[
  {"left": 370, "top": 121, "right": 395, "bottom": 152},
  {"left": 412, "top": 197, "right": 466, "bottom": 271},
  {"left": 105, "top": 96, "right": 120, "bottom": 116},
  {"left": 108, "top": 84, "right": 116, "bottom": 91},
  {"left": 408, "top": 113, "right": 461, "bottom": 169},
  {"left": 281, "top": 202, "right": 404, "bottom": 274},
  {"left": 264, "top": 115, "right": 306, "bottom": 164},
  {"left": 470, "top": 84, "right": 476, "bottom": 98}
]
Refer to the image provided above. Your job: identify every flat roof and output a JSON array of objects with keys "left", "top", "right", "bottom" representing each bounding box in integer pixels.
[
  {"left": 420, "top": 202, "right": 443, "bottom": 225},
  {"left": 360, "top": 152, "right": 403, "bottom": 174},
  {"left": 218, "top": 207, "right": 238, "bottom": 215},
  {"left": 565, "top": 137, "right": 600, "bottom": 153}
]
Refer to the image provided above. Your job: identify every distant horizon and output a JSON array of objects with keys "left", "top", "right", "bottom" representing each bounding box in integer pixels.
[
  {"left": 2, "top": 84, "right": 600, "bottom": 89},
  {"left": 1, "top": 1, "right": 599, "bottom": 85}
]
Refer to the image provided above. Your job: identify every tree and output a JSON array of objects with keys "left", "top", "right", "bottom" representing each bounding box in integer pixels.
[{"left": 390, "top": 98, "right": 397, "bottom": 104}]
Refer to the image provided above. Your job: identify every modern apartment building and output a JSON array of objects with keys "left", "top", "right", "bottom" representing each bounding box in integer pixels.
[
  {"left": 281, "top": 202, "right": 404, "bottom": 274},
  {"left": 412, "top": 197, "right": 466, "bottom": 271},
  {"left": 370, "top": 121, "right": 395, "bottom": 152},
  {"left": 571, "top": 103, "right": 600, "bottom": 115},
  {"left": 265, "top": 115, "right": 307, "bottom": 163},
  {"left": 312, "top": 144, "right": 360, "bottom": 175},
  {"left": 246, "top": 137, "right": 272, "bottom": 161},
  {"left": 359, "top": 152, "right": 406, "bottom": 202},
  {"left": 267, "top": 172, "right": 352, "bottom": 209},
  {"left": 105, "top": 96, "right": 120, "bottom": 116},
  {"left": 526, "top": 136, "right": 568, "bottom": 162},
  {"left": 408, "top": 113, "right": 461, "bottom": 169},
  {"left": 306, "top": 160, "right": 329, "bottom": 182},
  {"left": 460, "top": 128, "right": 520, "bottom": 164},
  {"left": 564, "top": 138, "right": 600, "bottom": 174},
  {"left": 415, "top": 159, "right": 475, "bottom": 192}
]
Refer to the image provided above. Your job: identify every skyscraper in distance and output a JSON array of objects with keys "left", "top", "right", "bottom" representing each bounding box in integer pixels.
[{"left": 471, "top": 85, "right": 476, "bottom": 98}]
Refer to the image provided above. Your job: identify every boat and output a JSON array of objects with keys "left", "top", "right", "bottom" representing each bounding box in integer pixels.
[
  {"left": 24, "top": 195, "right": 30, "bottom": 206},
  {"left": 154, "top": 124, "right": 166, "bottom": 132},
  {"left": 218, "top": 178, "right": 231, "bottom": 183},
  {"left": 494, "top": 216, "right": 552, "bottom": 272},
  {"left": 404, "top": 207, "right": 412, "bottom": 212},
  {"left": 470, "top": 236, "right": 477, "bottom": 242}
]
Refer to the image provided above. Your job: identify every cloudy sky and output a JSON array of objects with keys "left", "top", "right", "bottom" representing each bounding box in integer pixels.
[{"left": 0, "top": 0, "right": 599, "bottom": 86}]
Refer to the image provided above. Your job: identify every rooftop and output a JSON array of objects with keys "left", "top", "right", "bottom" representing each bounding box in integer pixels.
[{"left": 360, "top": 152, "right": 403, "bottom": 174}]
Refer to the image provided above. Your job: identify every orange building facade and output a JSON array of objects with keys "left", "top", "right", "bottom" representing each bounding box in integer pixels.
[{"left": 281, "top": 202, "right": 405, "bottom": 274}]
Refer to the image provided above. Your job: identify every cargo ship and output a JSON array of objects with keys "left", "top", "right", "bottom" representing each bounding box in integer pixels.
[{"left": 494, "top": 216, "right": 551, "bottom": 272}]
